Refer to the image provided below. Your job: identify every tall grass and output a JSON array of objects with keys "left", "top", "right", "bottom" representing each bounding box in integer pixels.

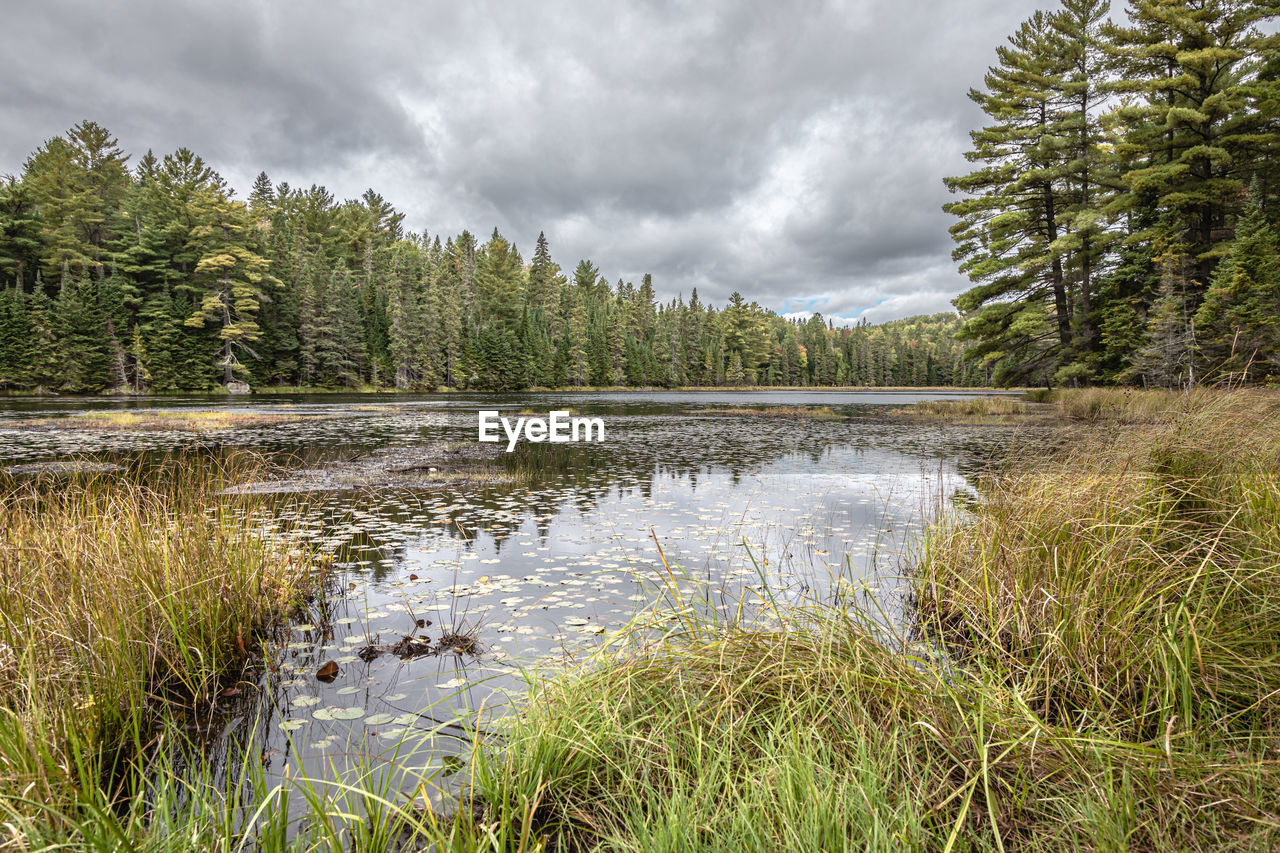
[
  {"left": 892, "top": 396, "right": 1029, "bottom": 421},
  {"left": 1027, "top": 386, "right": 1269, "bottom": 424},
  {"left": 0, "top": 462, "right": 325, "bottom": 838},
  {"left": 917, "top": 391, "right": 1280, "bottom": 736}
]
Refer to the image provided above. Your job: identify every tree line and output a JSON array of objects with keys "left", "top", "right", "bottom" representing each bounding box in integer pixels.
[
  {"left": 946, "top": 0, "right": 1280, "bottom": 387},
  {"left": 0, "top": 122, "right": 984, "bottom": 393}
]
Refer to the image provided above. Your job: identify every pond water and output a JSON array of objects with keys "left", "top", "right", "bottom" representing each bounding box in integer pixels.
[{"left": 0, "top": 389, "right": 1029, "bottom": 814}]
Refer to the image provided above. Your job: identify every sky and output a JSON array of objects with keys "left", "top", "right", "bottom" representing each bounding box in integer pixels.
[{"left": 2, "top": 0, "right": 1048, "bottom": 325}]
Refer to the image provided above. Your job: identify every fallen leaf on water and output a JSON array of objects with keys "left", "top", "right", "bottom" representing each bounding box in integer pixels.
[{"left": 316, "top": 661, "right": 339, "bottom": 682}]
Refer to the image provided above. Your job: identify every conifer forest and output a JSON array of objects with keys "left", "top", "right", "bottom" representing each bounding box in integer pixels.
[{"left": 0, "top": 125, "right": 980, "bottom": 394}]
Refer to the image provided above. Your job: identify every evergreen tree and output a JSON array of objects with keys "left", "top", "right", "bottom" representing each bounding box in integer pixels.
[
  {"left": 183, "top": 190, "right": 280, "bottom": 385},
  {"left": 1195, "top": 187, "right": 1280, "bottom": 382},
  {"left": 1106, "top": 0, "right": 1271, "bottom": 293},
  {"left": 23, "top": 121, "right": 131, "bottom": 281},
  {"left": 944, "top": 12, "right": 1077, "bottom": 384},
  {"left": 0, "top": 176, "right": 42, "bottom": 288}
]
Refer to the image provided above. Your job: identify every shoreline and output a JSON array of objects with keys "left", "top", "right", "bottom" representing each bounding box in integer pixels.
[{"left": 0, "top": 384, "right": 1025, "bottom": 399}]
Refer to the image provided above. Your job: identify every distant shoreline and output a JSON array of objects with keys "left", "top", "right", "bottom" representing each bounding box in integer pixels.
[{"left": 0, "top": 384, "right": 1022, "bottom": 399}]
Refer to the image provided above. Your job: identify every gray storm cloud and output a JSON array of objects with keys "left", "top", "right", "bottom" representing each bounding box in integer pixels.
[{"left": 1, "top": 0, "right": 1046, "bottom": 322}]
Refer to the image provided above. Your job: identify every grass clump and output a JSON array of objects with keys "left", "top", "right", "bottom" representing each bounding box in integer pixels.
[
  {"left": 11, "top": 409, "right": 318, "bottom": 431},
  {"left": 917, "top": 391, "right": 1280, "bottom": 737},
  {"left": 465, "top": 617, "right": 1277, "bottom": 851},
  {"left": 702, "top": 405, "right": 841, "bottom": 419},
  {"left": 0, "top": 462, "right": 325, "bottom": 834},
  {"left": 1030, "top": 386, "right": 1263, "bottom": 424},
  {"left": 891, "top": 396, "right": 1029, "bottom": 422}
]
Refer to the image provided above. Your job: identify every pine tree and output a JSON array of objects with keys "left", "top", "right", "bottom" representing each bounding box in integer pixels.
[
  {"left": 1106, "top": 0, "right": 1271, "bottom": 294},
  {"left": 0, "top": 176, "right": 42, "bottom": 289},
  {"left": 54, "top": 267, "right": 112, "bottom": 392},
  {"left": 944, "top": 12, "right": 1077, "bottom": 383},
  {"left": 184, "top": 190, "right": 280, "bottom": 386},
  {"left": 0, "top": 286, "right": 32, "bottom": 389},
  {"left": 23, "top": 121, "right": 131, "bottom": 281},
  {"left": 1195, "top": 187, "right": 1280, "bottom": 382},
  {"left": 1125, "top": 238, "right": 1200, "bottom": 388},
  {"left": 1051, "top": 0, "right": 1119, "bottom": 377}
]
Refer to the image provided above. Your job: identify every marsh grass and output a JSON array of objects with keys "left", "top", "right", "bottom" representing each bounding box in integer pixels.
[
  {"left": 0, "top": 461, "right": 326, "bottom": 838},
  {"left": 10, "top": 410, "right": 322, "bottom": 431},
  {"left": 1025, "top": 386, "right": 1272, "bottom": 424},
  {"left": 462, "top": 619, "right": 1277, "bottom": 851},
  {"left": 890, "top": 396, "right": 1030, "bottom": 422},
  {"left": 916, "top": 391, "right": 1280, "bottom": 735},
  {"left": 701, "top": 405, "right": 842, "bottom": 420}
]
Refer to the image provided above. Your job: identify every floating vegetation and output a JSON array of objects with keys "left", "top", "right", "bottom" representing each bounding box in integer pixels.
[
  {"left": 699, "top": 404, "right": 842, "bottom": 419},
  {"left": 8, "top": 408, "right": 332, "bottom": 431},
  {"left": 4, "top": 459, "right": 124, "bottom": 475},
  {"left": 888, "top": 395, "right": 1032, "bottom": 422}
]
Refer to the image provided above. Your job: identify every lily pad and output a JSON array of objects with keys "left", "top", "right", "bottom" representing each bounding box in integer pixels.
[{"left": 329, "top": 707, "right": 365, "bottom": 721}]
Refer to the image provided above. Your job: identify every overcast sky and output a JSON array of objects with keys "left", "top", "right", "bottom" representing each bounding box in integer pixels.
[{"left": 3, "top": 0, "right": 1048, "bottom": 324}]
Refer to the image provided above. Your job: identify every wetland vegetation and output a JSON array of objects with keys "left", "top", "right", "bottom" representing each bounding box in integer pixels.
[
  {"left": 0, "top": 387, "right": 1273, "bottom": 851},
  {"left": 0, "top": 461, "right": 327, "bottom": 838}
]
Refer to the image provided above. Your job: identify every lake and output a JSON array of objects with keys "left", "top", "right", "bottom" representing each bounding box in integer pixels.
[{"left": 0, "top": 389, "right": 1029, "bottom": 812}]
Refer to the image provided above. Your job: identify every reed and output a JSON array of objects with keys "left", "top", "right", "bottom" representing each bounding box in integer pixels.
[
  {"left": 891, "top": 396, "right": 1029, "bottom": 421},
  {"left": 0, "top": 460, "right": 325, "bottom": 834}
]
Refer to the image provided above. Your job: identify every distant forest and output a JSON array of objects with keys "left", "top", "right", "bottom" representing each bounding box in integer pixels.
[
  {"left": 946, "top": 0, "right": 1280, "bottom": 387},
  {"left": 0, "top": 123, "right": 983, "bottom": 394}
]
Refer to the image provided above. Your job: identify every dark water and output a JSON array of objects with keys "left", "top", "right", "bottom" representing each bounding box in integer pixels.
[{"left": 0, "top": 389, "right": 1026, "bottom": 811}]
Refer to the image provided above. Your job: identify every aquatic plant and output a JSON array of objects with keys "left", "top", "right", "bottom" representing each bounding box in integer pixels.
[
  {"left": 699, "top": 405, "right": 842, "bottom": 419},
  {"left": 0, "top": 460, "right": 326, "bottom": 835},
  {"left": 890, "top": 396, "right": 1029, "bottom": 421},
  {"left": 10, "top": 409, "right": 327, "bottom": 431}
]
